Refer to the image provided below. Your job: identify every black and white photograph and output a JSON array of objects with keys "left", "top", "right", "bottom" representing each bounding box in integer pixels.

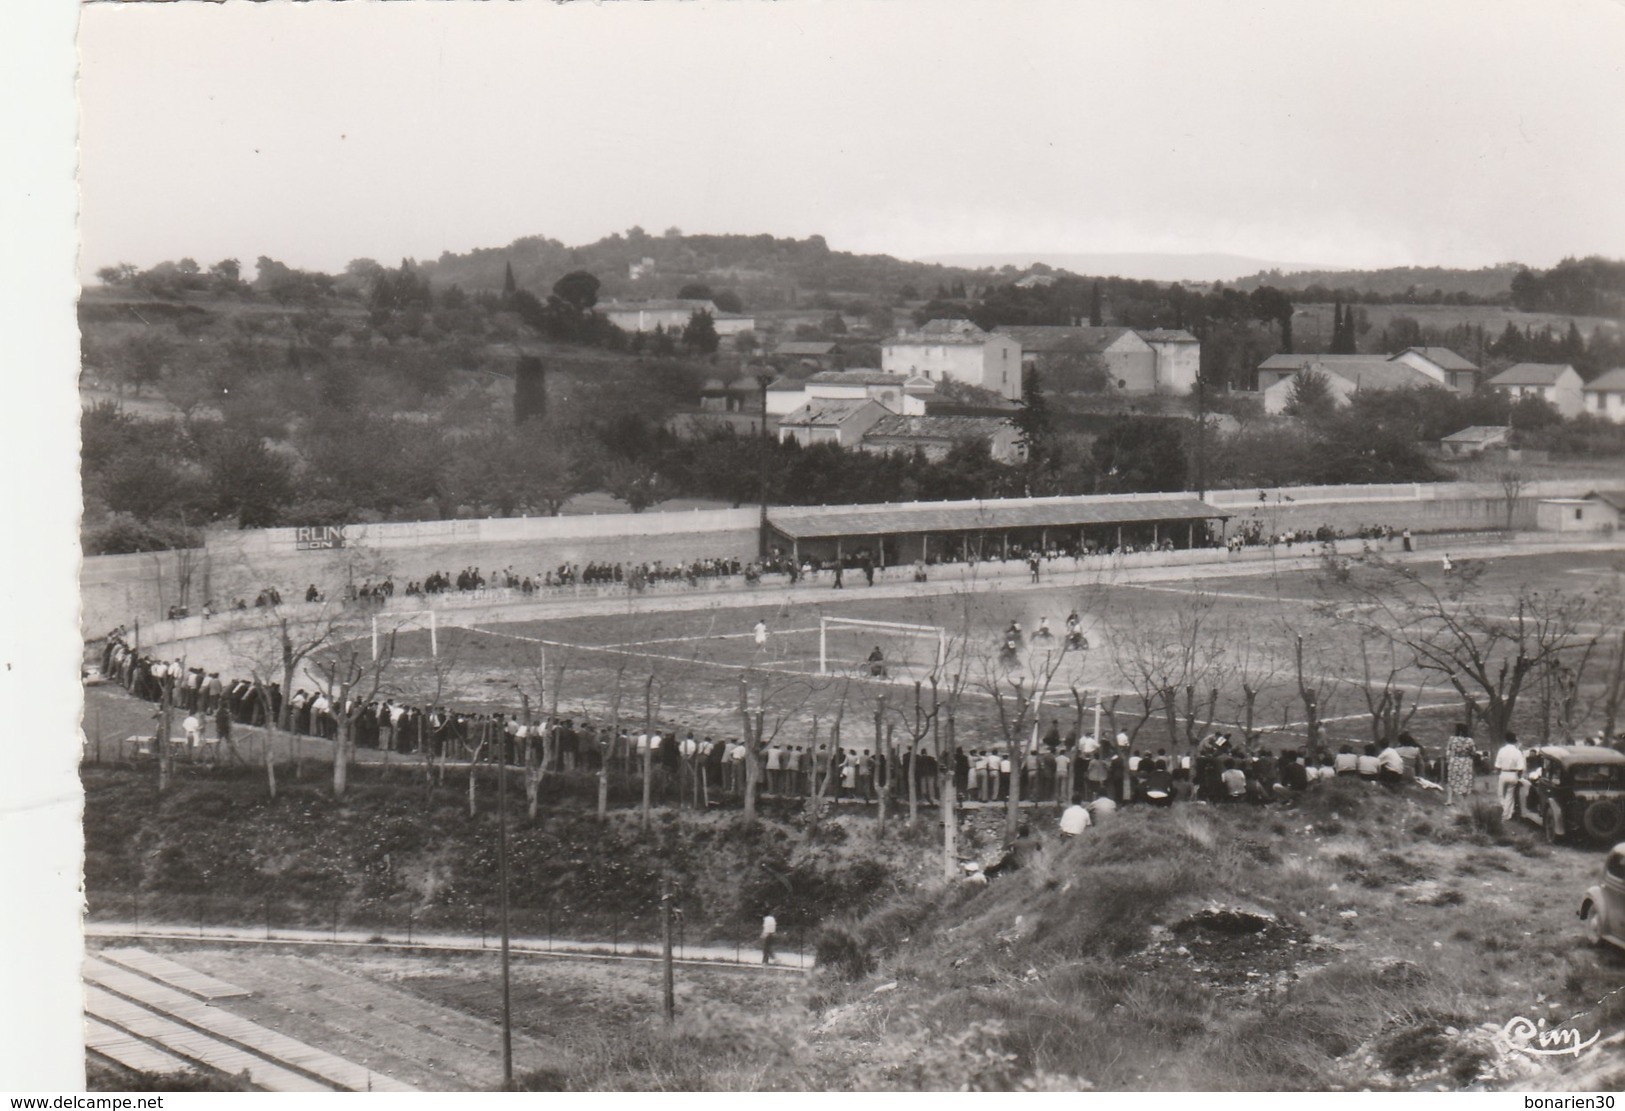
[{"left": 8, "top": 0, "right": 1625, "bottom": 1097}]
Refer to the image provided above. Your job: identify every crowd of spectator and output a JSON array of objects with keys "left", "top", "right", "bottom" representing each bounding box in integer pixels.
[{"left": 108, "top": 625, "right": 1604, "bottom": 822}]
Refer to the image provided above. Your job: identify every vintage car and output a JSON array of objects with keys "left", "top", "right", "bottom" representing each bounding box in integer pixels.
[
  {"left": 1579, "top": 843, "right": 1625, "bottom": 951},
  {"left": 1514, "top": 746, "right": 1625, "bottom": 844}
]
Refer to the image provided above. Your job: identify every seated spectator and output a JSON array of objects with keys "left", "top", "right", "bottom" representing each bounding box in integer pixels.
[
  {"left": 1334, "top": 744, "right": 1359, "bottom": 776},
  {"left": 1396, "top": 732, "right": 1424, "bottom": 778},
  {"left": 1357, "top": 744, "right": 1381, "bottom": 780},
  {"left": 1088, "top": 796, "right": 1117, "bottom": 823},
  {"left": 1377, "top": 740, "right": 1405, "bottom": 785},
  {"left": 1221, "top": 758, "right": 1248, "bottom": 801},
  {"left": 1283, "top": 750, "right": 1310, "bottom": 791},
  {"left": 1059, "top": 800, "right": 1091, "bottom": 837}
]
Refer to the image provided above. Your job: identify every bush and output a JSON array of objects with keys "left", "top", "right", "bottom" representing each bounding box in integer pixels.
[{"left": 815, "top": 923, "right": 874, "bottom": 980}]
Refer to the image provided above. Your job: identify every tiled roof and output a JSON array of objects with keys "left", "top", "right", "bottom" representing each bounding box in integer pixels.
[
  {"left": 598, "top": 298, "right": 716, "bottom": 314},
  {"left": 773, "top": 342, "right": 838, "bottom": 356},
  {"left": 807, "top": 370, "right": 908, "bottom": 387},
  {"left": 1489, "top": 363, "right": 1577, "bottom": 386},
  {"left": 921, "top": 318, "right": 986, "bottom": 336},
  {"left": 1587, "top": 490, "right": 1625, "bottom": 513},
  {"left": 864, "top": 415, "right": 1011, "bottom": 440},
  {"left": 997, "top": 326, "right": 1135, "bottom": 354},
  {"left": 1311, "top": 359, "right": 1440, "bottom": 391},
  {"left": 885, "top": 332, "right": 998, "bottom": 348},
  {"left": 1441, "top": 425, "right": 1511, "bottom": 443},
  {"left": 768, "top": 494, "right": 1230, "bottom": 540},
  {"left": 777, "top": 398, "right": 884, "bottom": 427},
  {"left": 1259, "top": 353, "right": 1377, "bottom": 370},
  {"left": 1584, "top": 367, "right": 1625, "bottom": 392},
  {"left": 1136, "top": 329, "right": 1199, "bottom": 344},
  {"left": 1394, "top": 347, "right": 1478, "bottom": 371}
]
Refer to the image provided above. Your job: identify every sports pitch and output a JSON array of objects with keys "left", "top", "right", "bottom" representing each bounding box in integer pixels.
[{"left": 384, "top": 548, "right": 1625, "bottom": 751}]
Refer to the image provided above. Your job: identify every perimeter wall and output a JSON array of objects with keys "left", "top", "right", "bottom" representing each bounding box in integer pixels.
[{"left": 80, "top": 480, "right": 1623, "bottom": 637}]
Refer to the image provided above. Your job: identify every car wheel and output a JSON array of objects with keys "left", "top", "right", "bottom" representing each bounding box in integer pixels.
[
  {"left": 1582, "top": 801, "right": 1625, "bottom": 843},
  {"left": 1544, "top": 804, "right": 1561, "bottom": 844},
  {"left": 1582, "top": 900, "right": 1607, "bottom": 947}
]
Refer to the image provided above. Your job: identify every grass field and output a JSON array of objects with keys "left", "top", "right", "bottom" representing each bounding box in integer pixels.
[{"left": 380, "top": 548, "right": 1625, "bottom": 752}]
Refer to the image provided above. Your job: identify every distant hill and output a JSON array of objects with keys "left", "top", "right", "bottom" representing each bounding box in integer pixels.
[
  {"left": 423, "top": 231, "right": 1003, "bottom": 308},
  {"left": 1229, "top": 263, "right": 1524, "bottom": 300},
  {"left": 922, "top": 251, "right": 1330, "bottom": 283}
]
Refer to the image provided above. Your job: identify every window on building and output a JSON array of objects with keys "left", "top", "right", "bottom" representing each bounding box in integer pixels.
[{"left": 1577, "top": 508, "right": 1585, "bottom": 521}]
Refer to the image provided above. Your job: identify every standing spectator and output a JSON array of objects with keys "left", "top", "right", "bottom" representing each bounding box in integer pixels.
[
  {"left": 1445, "top": 724, "right": 1477, "bottom": 807},
  {"left": 761, "top": 913, "right": 778, "bottom": 965},
  {"left": 1495, "top": 733, "right": 1527, "bottom": 820}
]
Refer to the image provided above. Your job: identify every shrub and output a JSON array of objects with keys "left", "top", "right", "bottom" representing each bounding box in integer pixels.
[{"left": 815, "top": 923, "right": 874, "bottom": 980}]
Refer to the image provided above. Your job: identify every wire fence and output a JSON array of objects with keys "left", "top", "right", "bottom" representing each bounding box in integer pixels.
[{"left": 84, "top": 890, "right": 813, "bottom": 970}]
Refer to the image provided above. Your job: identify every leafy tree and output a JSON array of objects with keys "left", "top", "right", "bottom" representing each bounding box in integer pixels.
[
  {"left": 677, "top": 283, "right": 715, "bottom": 302},
  {"left": 603, "top": 459, "right": 665, "bottom": 512},
  {"left": 1089, "top": 281, "right": 1103, "bottom": 327},
  {"left": 1283, "top": 368, "right": 1337, "bottom": 419},
  {"left": 712, "top": 289, "right": 744, "bottom": 314},
  {"left": 196, "top": 428, "right": 294, "bottom": 527},
  {"left": 1091, "top": 417, "right": 1187, "bottom": 493},
  {"left": 1013, "top": 366, "right": 1053, "bottom": 471},
  {"left": 116, "top": 333, "right": 172, "bottom": 395},
  {"left": 553, "top": 271, "right": 600, "bottom": 312},
  {"left": 514, "top": 355, "right": 547, "bottom": 424},
  {"left": 1248, "top": 286, "right": 1294, "bottom": 353},
  {"left": 682, "top": 309, "right": 720, "bottom": 355}
]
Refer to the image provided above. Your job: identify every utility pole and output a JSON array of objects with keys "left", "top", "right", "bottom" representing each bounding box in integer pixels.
[
  {"left": 756, "top": 372, "right": 773, "bottom": 559},
  {"left": 660, "top": 880, "right": 676, "bottom": 1024},
  {"left": 1194, "top": 376, "right": 1207, "bottom": 499},
  {"left": 496, "top": 721, "right": 514, "bottom": 1090}
]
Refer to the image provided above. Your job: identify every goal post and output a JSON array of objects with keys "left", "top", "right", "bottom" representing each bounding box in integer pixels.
[
  {"left": 819, "top": 616, "right": 946, "bottom": 676},
  {"left": 374, "top": 609, "right": 437, "bottom": 660}
]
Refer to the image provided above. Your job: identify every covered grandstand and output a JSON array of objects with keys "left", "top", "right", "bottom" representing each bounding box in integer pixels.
[{"left": 765, "top": 492, "right": 1232, "bottom": 567}]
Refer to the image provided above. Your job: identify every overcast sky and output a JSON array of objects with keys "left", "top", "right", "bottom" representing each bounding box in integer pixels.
[{"left": 78, "top": 0, "right": 1625, "bottom": 280}]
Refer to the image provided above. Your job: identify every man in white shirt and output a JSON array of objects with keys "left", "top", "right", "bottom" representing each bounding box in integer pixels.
[
  {"left": 1059, "top": 800, "right": 1091, "bottom": 837},
  {"left": 761, "top": 914, "right": 778, "bottom": 965},
  {"left": 1495, "top": 734, "right": 1527, "bottom": 820},
  {"left": 753, "top": 619, "right": 768, "bottom": 649}
]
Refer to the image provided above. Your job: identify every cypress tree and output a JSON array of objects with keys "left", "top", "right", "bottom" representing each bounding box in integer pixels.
[
  {"left": 502, "top": 260, "right": 517, "bottom": 302},
  {"left": 1089, "top": 281, "right": 1104, "bottom": 327},
  {"left": 515, "top": 355, "right": 546, "bottom": 424}
]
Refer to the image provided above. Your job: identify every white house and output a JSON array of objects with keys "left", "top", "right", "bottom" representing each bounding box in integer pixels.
[
  {"left": 596, "top": 298, "right": 755, "bottom": 341},
  {"left": 1581, "top": 367, "right": 1625, "bottom": 424},
  {"left": 998, "top": 326, "right": 1199, "bottom": 395},
  {"left": 777, "top": 398, "right": 890, "bottom": 448},
  {"left": 859, "top": 414, "right": 1026, "bottom": 463},
  {"left": 1256, "top": 353, "right": 1402, "bottom": 392},
  {"left": 1486, "top": 363, "right": 1585, "bottom": 418},
  {"left": 882, "top": 320, "right": 1024, "bottom": 400},
  {"left": 765, "top": 370, "right": 933, "bottom": 417},
  {"left": 1261, "top": 358, "right": 1439, "bottom": 415},
  {"left": 1535, "top": 492, "right": 1621, "bottom": 534},
  {"left": 1388, "top": 347, "right": 1480, "bottom": 395}
]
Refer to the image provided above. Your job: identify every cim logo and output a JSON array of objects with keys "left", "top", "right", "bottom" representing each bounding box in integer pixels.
[
  {"left": 1500, "top": 1015, "right": 1602, "bottom": 1058},
  {"left": 294, "top": 525, "right": 348, "bottom": 551}
]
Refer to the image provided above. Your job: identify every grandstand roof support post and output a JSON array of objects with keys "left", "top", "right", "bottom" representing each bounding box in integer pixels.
[
  {"left": 1188, "top": 522, "right": 1194, "bottom": 549},
  {"left": 1116, "top": 525, "right": 1123, "bottom": 550},
  {"left": 1002, "top": 533, "right": 1008, "bottom": 560},
  {"left": 920, "top": 533, "right": 928, "bottom": 563},
  {"left": 1041, "top": 528, "right": 1048, "bottom": 552},
  {"left": 1153, "top": 522, "right": 1159, "bottom": 547}
]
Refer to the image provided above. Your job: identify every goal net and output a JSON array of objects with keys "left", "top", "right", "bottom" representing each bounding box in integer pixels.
[
  {"left": 374, "top": 609, "right": 437, "bottom": 659},
  {"left": 818, "top": 616, "right": 946, "bottom": 679}
]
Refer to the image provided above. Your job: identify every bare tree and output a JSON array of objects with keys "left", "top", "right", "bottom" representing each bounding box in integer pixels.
[
  {"left": 1107, "top": 593, "right": 1226, "bottom": 750},
  {"left": 1318, "top": 554, "right": 1602, "bottom": 745},
  {"left": 305, "top": 631, "right": 398, "bottom": 801},
  {"left": 736, "top": 668, "right": 820, "bottom": 826},
  {"left": 1356, "top": 635, "right": 1427, "bottom": 745}
]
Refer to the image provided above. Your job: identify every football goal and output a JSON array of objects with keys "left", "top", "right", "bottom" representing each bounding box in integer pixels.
[
  {"left": 818, "top": 616, "right": 947, "bottom": 678},
  {"left": 373, "top": 609, "right": 437, "bottom": 660}
]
